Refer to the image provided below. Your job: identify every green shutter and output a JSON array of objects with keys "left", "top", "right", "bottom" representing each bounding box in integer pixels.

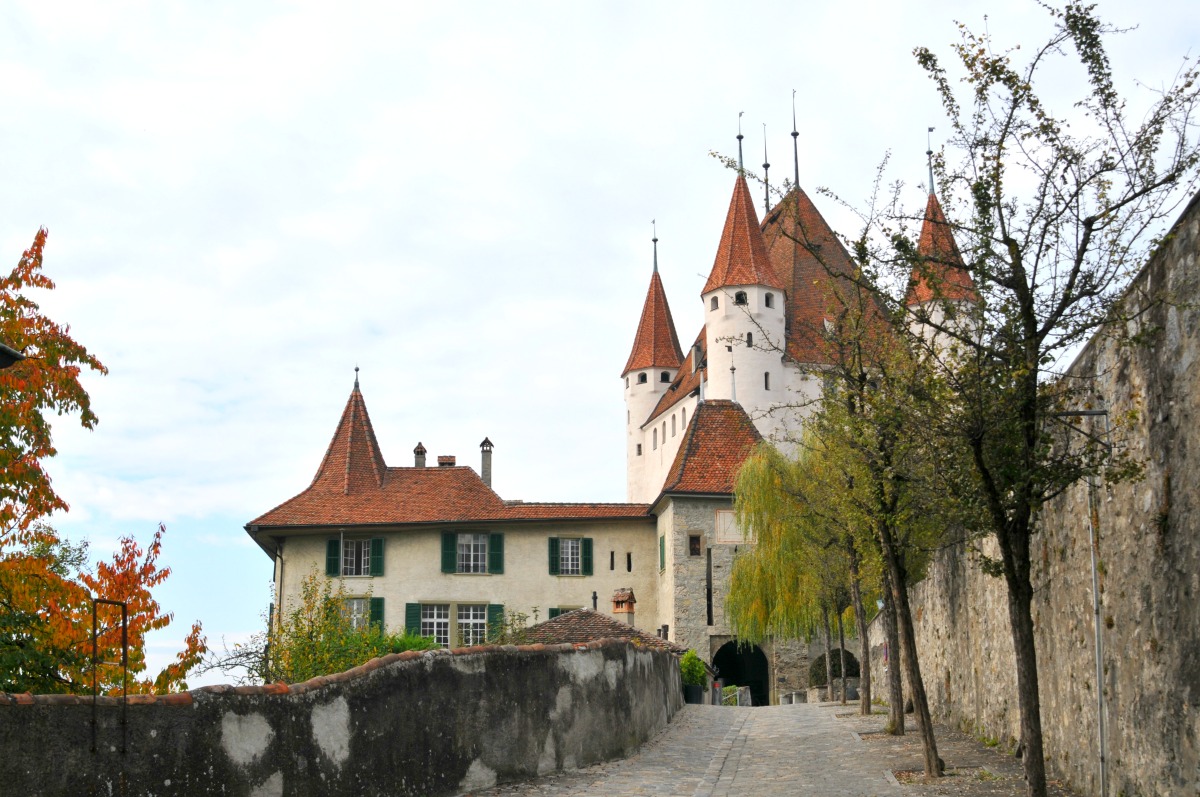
[
  {"left": 369, "top": 597, "right": 384, "bottom": 630},
  {"left": 405, "top": 603, "right": 421, "bottom": 634},
  {"left": 370, "top": 538, "right": 384, "bottom": 576},
  {"left": 487, "top": 604, "right": 504, "bottom": 639},
  {"left": 659, "top": 535, "right": 665, "bottom": 571},
  {"left": 488, "top": 533, "right": 504, "bottom": 574},
  {"left": 442, "top": 532, "right": 457, "bottom": 573},
  {"left": 548, "top": 607, "right": 562, "bottom": 619},
  {"left": 581, "top": 538, "right": 593, "bottom": 576},
  {"left": 326, "top": 539, "right": 340, "bottom": 576},
  {"left": 548, "top": 537, "right": 560, "bottom": 575}
]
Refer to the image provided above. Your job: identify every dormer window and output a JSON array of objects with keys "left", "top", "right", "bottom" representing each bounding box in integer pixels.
[
  {"left": 710, "top": 296, "right": 719, "bottom": 310},
  {"left": 734, "top": 291, "right": 748, "bottom": 305},
  {"left": 765, "top": 293, "right": 775, "bottom": 309},
  {"left": 660, "top": 371, "right": 670, "bottom": 383},
  {"left": 637, "top": 373, "right": 648, "bottom": 384}
]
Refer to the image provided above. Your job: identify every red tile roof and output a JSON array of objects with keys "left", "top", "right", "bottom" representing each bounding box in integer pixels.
[
  {"left": 645, "top": 328, "right": 706, "bottom": 425},
  {"left": 660, "top": 399, "right": 762, "bottom": 496},
  {"left": 249, "top": 386, "right": 651, "bottom": 529},
  {"left": 622, "top": 270, "right": 683, "bottom": 376},
  {"left": 702, "top": 176, "right": 785, "bottom": 294},
  {"left": 526, "top": 609, "right": 684, "bottom": 653},
  {"left": 907, "top": 192, "right": 979, "bottom": 305}
]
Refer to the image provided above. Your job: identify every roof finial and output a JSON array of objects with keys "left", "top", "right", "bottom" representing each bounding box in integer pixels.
[
  {"left": 652, "top": 219, "right": 658, "bottom": 274},
  {"left": 762, "top": 123, "right": 771, "bottom": 214},
  {"left": 354, "top": 365, "right": 360, "bottom": 389},
  {"left": 791, "top": 90, "right": 800, "bottom": 191},
  {"left": 736, "top": 112, "right": 745, "bottom": 175},
  {"left": 926, "top": 126, "right": 936, "bottom": 195}
]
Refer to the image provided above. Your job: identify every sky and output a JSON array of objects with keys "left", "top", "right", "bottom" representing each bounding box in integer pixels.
[{"left": 1, "top": 0, "right": 1195, "bottom": 685}]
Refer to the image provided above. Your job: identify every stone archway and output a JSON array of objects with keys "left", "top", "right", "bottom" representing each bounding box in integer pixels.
[{"left": 712, "top": 641, "right": 769, "bottom": 706}]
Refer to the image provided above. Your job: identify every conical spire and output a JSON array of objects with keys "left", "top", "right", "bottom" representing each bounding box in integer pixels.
[
  {"left": 906, "top": 190, "right": 978, "bottom": 306},
  {"left": 702, "top": 175, "right": 784, "bottom": 294},
  {"left": 622, "top": 248, "right": 684, "bottom": 377},
  {"left": 310, "top": 377, "right": 387, "bottom": 494}
]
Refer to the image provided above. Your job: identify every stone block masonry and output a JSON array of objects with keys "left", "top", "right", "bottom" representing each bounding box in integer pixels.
[
  {"left": 0, "top": 639, "right": 683, "bottom": 797},
  {"left": 868, "top": 191, "right": 1200, "bottom": 796}
]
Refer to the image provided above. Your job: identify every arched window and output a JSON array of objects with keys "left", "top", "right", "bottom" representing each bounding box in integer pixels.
[
  {"left": 764, "top": 372, "right": 771, "bottom": 390},
  {"left": 765, "top": 293, "right": 775, "bottom": 309},
  {"left": 637, "top": 372, "right": 648, "bottom": 384},
  {"left": 734, "top": 291, "right": 748, "bottom": 305},
  {"left": 746, "top": 332, "right": 753, "bottom": 347},
  {"left": 710, "top": 296, "right": 719, "bottom": 310},
  {"left": 681, "top": 407, "right": 687, "bottom": 429},
  {"left": 652, "top": 429, "right": 657, "bottom": 450},
  {"left": 671, "top": 415, "right": 677, "bottom": 436},
  {"left": 660, "top": 371, "right": 670, "bottom": 383}
]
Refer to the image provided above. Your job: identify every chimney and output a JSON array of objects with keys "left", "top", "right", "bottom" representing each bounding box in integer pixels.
[
  {"left": 437, "top": 455, "right": 456, "bottom": 467},
  {"left": 612, "top": 588, "right": 636, "bottom": 626},
  {"left": 479, "top": 437, "right": 493, "bottom": 487},
  {"left": 414, "top": 442, "right": 427, "bottom": 468}
]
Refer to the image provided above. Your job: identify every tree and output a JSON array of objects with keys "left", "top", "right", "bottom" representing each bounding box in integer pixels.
[{"left": 906, "top": 6, "right": 1200, "bottom": 794}]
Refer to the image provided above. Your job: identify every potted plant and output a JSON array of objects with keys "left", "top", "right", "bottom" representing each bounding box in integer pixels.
[{"left": 680, "top": 649, "right": 707, "bottom": 704}]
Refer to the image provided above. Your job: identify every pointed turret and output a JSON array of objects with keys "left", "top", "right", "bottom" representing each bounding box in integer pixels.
[
  {"left": 702, "top": 176, "right": 785, "bottom": 294},
  {"left": 310, "top": 375, "right": 387, "bottom": 495},
  {"left": 906, "top": 190, "right": 978, "bottom": 306},
  {"left": 622, "top": 271, "right": 683, "bottom": 377}
]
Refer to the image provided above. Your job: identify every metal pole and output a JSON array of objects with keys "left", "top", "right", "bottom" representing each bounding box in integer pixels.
[{"left": 1087, "top": 472, "right": 1107, "bottom": 797}]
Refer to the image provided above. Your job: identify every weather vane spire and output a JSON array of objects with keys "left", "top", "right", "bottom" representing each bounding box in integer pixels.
[
  {"left": 926, "top": 126, "right": 936, "bottom": 194},
  {"left": 652, "top": 219, "right": 659, "bottom": 274},
  {"left": 762, "top": 123, "right": 771, "bottom": 214},
  {"left": 791, "top": 90, "right": 800, "bottom": 191},
  {"left": 354, "top": 365, "right": 360, "bottom": 389},
  {"left": 737, "top": 112, "right": 745, "bottom": 175}
]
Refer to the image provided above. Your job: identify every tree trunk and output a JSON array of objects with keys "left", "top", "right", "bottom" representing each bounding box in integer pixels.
[
  {"left": 837, "top": 610, "right": 848, "bottom": 705},
  {"left": 847, "top": 549, "right": 872, "bottom": 715},
  {"left": 880, "top": 564, "right": 904, "bottom": 734},
  {"left": 880, "top": 524, "right": 940, "bottom": 778},
  {"left": 1007, "top": 571, "right": 1047, "bottom": 797},
  {"left": 822, "top": 605, "right": 834, "bottom": 702}
]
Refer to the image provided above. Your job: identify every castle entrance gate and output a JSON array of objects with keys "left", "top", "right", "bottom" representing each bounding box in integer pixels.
[{"left": 712, "top": 641, "right": 769, "bottom": 706}]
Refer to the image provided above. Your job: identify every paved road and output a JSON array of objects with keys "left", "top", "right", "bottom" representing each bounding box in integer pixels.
[{"left": 470, "top": 703, "right": 902, "bottom": 797}]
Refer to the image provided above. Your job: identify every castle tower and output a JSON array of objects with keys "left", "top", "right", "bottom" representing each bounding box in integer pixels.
[
  {"left": 701, "top": 175, "right": 787, "bottom": 416},
  {"left": 905, "top": 188, "right": 979, "bottom": 348},
  {"left": 622, "top": 240, "right": 683, "bottom": 501}
]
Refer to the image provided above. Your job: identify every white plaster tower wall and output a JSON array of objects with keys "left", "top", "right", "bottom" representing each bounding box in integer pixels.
[
  {"left": 701, "top": 284, "right": 786, "bottom": 412},
  {"left": 625, "top": 366, "right": 676, "bottom": 501}
]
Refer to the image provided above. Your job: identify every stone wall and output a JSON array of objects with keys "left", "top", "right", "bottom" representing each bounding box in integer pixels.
[
  {"left": 0, "top": 639, "right": 683, "bottom": 797},
  {"left": 869, "top": 192, "right": 1200, "bottom": 797}
]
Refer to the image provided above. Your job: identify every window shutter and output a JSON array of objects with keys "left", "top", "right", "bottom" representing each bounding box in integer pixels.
[
  {"left": 441, "top": 532, "right": 457, "bottom": 573},
  {"left": 405, "top": 603, "right": 421, "bottom": 634},
  {"left": 370, "top": 538, "right": 385, "bottom": 576},
  {"left": 548, "top": 537, "right": 560, "bottom": 575},
  {"left": 581, "top": 538, "right": 593, "bottom": 576},
  {"left": 548, "top": 607, "right": 562, "bottom": 619},
  {"left": 659, "top": 535, "right": 665, "bottom": 571},
  {"left": 369, "top": 597, "right": 385, "bottom": 630},
  {"left": 488, "top": 533, "right": 504, "bottom": 574},
  {"left": 487, "top": 604, "right": 504, "bottom": 639},
  {"left": 326, "top": 539, "right": 340, "bottom": 576}
]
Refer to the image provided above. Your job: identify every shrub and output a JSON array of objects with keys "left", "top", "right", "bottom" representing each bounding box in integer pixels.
[
  {"left": 679, "top": 649, "right": 706, "bottom": 686},
  {"left": 808, "top": 649, "right": 860, "bottom": 685}
]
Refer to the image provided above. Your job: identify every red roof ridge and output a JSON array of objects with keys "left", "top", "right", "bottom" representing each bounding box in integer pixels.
[
  {"left": 907, "top": 191, "right": 978, "bottom": 305},
  {"left": 623, "top": 270, "right": 683, "bottom": 376},
  {"left": 702, "top": 175, "right": 785, "bottom": 294},
  {"left": 310, "top": 384, "right": 387, "bottom": 495},
  {"left": 659, "top": 399, "right": 762, "bottom": 497},
  {"left": 644, "top": 328, "right": 706, "bottom": 425}
]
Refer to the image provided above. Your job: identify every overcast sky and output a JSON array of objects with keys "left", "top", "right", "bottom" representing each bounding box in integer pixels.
[{"left": 2, "top": 1, "right": 1194, "bottom": 684}]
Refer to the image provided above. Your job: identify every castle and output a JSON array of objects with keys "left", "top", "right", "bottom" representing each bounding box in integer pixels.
[{"left": 246, "top": 151, "right": 972, "bottom": 705}]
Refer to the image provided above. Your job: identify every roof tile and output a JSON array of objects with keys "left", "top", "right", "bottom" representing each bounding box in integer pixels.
[
  {"left": 907, "top": 192, "right": 978, "bottom": 305},
  {"left": 623, "top": 270, "right": 684, "bottom": 376},
  {"left": 702, "top": 176, "right": 785, "bottom": 294},
  {"left": 526, "top": 609, "right": 684, "bottom": 653},
  {"left": 660, "top": 399, "right": 761, "bottom": 496}
]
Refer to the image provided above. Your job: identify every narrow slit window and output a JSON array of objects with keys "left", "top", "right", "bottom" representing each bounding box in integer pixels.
[
  {"left": 746, "top": 332, "right": 753, "bottom": 347},
  {"left": 671, "top": 415, "right": 676, "bottom": 436},
  {"left": 652, "top": 429, "right": 657, "bottom": 450},
  {"left": 764, "top": 372, "right": 770, "bottom": 390},
  {"left": 710, "top": 296, "right": 719, "bottom": 310},
  {"left": 765, "top": 293, "right": 774, "bottom": 308},
  {"left": 626, "top": 552, "right": 632, "bottom": 572}
]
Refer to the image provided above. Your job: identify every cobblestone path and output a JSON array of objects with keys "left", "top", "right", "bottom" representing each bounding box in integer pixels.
[{"left": 469, "top": 703, "right": 902, "bottom": 797}]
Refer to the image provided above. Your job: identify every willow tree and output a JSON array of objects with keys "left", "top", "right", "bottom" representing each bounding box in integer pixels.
[{"left": 905, "top": 6, "right": 1200, "bottom": 794}]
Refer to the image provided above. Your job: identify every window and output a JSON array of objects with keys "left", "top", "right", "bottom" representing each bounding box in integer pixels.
[
  {"left": 710, "top": 296, "right": 719, "bottom": 310},
  {"left": 671, "top": 415, "right": 676, "bottom": 436},
  {"left": 764, "top": 372, "right": 771, "bottom": 390},
  {"left": 681, "top": 407, "right": 686, "bottom": 429},
  {"left": 626, "top": 552, "right": 632, "bottom": 572},
  {"left": 652, "top": 429, "right": 657, "bottom": 450},
  {"left": 625, "top": 377, "right": 629, "bottom": 388},
  {"left": 458, "top": 605, "right": 488, "bottom": 647},
  {"left": 441, "top": 532, "right": 504, "bottom": 574},
  {"left": 344, "top": 597, "right": 370, "bottom": 630},
  {"left": 659, "top": 535, "right": 665, "bottom": 571},
  {"left": 746, "top": 332, "right": 753, "bottom": 347},
  {"left": 610, "top": 550, "right": 615, "bottom": 571},
  {"left": 715, "top": 509, "right": 752, "bottom": 543},
  {"left": 637, "top": 372, "right": 648, "bottom": 384},
  {"left": 326, "top": 537, "right": 384, "bottom": 577},
  {"left": 421, "top": 604, "right": 450, "bottom": 647},
  {"left": 689, "top": 535, "right": 702, "bottom": 556},
  {"left": 636, "top": 443, "right": 642, "bottom": 456},
  {"left": 548, "top": 537, "right": 593, "bottom": 576},
  {"left": 734, "top": 291, "right": 748, "bottom": 305},
  {"left": 660, "top": 371, "right": 670, "bottom": 383},
  {"left": 765, "top": 292, "right": 774, "bottom": 308}
]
